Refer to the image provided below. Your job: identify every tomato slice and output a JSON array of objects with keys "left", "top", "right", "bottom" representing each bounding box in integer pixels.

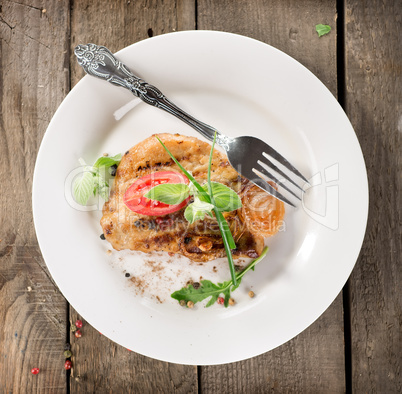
[{"left": 123, "top": 171, "right": 190, "bottom": 216}]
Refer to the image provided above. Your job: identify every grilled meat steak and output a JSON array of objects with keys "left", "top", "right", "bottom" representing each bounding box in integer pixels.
[{"left": 101, "top": 133, "right": 284, "bottom": 262}]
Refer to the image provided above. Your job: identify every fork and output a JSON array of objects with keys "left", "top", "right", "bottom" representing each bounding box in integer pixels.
[{"left": 74, "top": 43, "right": 309, "bottom": 207}]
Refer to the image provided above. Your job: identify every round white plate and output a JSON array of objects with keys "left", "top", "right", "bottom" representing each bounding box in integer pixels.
[{"left": 33, "top": 31, "right": 368, "bottom": 365}]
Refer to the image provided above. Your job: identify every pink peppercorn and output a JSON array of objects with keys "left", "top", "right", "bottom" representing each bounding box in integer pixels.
[
  {"left": 31, "top": 367, "right": 40, "bottom": 375},
  {"left": 75, "top": 320, "right": 83, "bottom": 328},
  {"left": 64, "top": 360, "right": 72, "bottom": 370},
  {"left": 217, "top": 297, "right": 224, "bottom": 305},
  {"left": 74, "top": 330, "right": 82, "bottom": 338}
]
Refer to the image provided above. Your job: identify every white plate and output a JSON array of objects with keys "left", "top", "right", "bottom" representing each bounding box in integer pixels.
[{"left": 33, "top": 31, "right": 368, "bottom": 365}]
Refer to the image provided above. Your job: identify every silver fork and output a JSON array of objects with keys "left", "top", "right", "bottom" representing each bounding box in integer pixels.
[{"left": 74, "top": 43, "right": 309, "bottom": 207}]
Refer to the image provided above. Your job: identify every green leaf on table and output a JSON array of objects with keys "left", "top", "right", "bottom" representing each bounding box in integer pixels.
[
  {"left": 93, "top": 154, "right": 122, "bottom": 169},
  {"left": 184, "top": 199, "right": 214, "bottom": 224},
  {"left": 202, "top": 182, "right": 242, "bottom": 212},
  {"left": 144, "top": 183, "right": 190, "bottom": 205},
  {"left": 315, "top": 24, "right": 331, "bottom": 37},
  {"left": 73, "top": 171, "right": 95, "bottom": 205}
]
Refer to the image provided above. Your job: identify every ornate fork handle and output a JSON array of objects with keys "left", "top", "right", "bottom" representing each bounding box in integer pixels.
[{"left": 74, "top": 43, "right": 231, "bottom": 147}]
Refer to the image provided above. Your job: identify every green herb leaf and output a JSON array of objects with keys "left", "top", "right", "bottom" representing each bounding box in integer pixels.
[
  {"left": 73, "top": 171, "right": 95, "bottom": 205},
  {"left": 315, "top": 24, "right": 331, "bottom": 37},
  {"left": 93, "top": 174, "right": 110, "bottom": 201},
  {"left": 171, "top": 247, "right": 268, "bottom": 307},
  {"left": 93, "top": 154, "right": 122, "bottom": 169},
  {"left": 184, "top": 199, "right": 214, "bottom": 224},
  {"left": 202, "top": 182, "right": 242, "bottom": 212},
  {"left": 144, "top": 183, "right": 190, "bottom": 205},
  {"left": 206, "top": 133, "right": 237, "bottom": 285}
]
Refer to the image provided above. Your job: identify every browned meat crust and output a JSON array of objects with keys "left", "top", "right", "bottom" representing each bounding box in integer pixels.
[{"left": 101, "top": 133, "right": 284, "bottom": 262}]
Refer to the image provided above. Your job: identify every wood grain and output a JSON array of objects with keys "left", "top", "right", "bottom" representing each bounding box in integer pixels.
[
  {"left": 69, "top": 1, "right": 198, "bottom": 392},
  {"left": 0, "top": 0, "right": 70, "bottom": 392},
  {"left": 345, "top": 0, "right": 401, "bottom": 391},
  {"left": 197, "top": 0, "right": 346, "bottom": 392}
]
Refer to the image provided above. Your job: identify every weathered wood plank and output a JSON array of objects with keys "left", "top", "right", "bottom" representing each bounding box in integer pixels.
[
  {"left": 69, "top": 1, "right": 197, "bottom": 392},
  {"left": 197, "top": 1, "right": 346, "bottom": 392},
  {"left": 344, "top": 0, "right": 401, "bottom": 391},
  {"left": 0, "top": 0, "right": 70, "bottom": 392}
]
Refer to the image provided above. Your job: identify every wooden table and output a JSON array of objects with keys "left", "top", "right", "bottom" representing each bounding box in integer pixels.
[{"left": 1, "top": 0, "right": 400, "bottom": 392}]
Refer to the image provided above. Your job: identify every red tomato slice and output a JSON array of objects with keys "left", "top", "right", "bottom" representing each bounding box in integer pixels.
[{"left": 123, "top": 171, "right": 190, "bottom": 216}]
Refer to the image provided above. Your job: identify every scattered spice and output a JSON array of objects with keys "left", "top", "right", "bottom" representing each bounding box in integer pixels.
[
  {"left": 31, "top": 367, "right": 40, "bottom": 375},
  {"left": 100, "top": 234, "right": 106, "bottom": 240},
  {"left": 64, "top": 343, "right": 71, "bottom": 351},
  {"left": 103, "top": 152, "right": 109, "bottom": 157},
  {"left": 75, "top": 330, "right": 82, "bottom": 338},
  {"left": 70, "top": 325, "right": 77, "bottom": 332},
  {"left": 248, "top": 291, "right": 255, "bottom": 298},
  {"left": 125, "top": 272, "right": 130, "bottom": 278},
  {"left": 64, "top": 350, "right": 72, "bottom": 358},
  {"left": 64, "top": 360, "right": 72, "bottom": 370},
  {"left": 229, "top": 298, "right": 235, "bottom": 306},
  {"left": 187, "top": 301, "right": 194, "bottom": 308},
  {"left": 75, "top": 320, "right": 83, "bottom": 328},
  {"left": 217, "top": 297, "right": 224, "bottom": 305},
  {"left": 109, "top": 164, "right": 117, "bottom": 176},
  {"left": 106, "top": 250, "right": 112, "bottom": 255},
  {"left": 179, "top": 299, "right": 186, "bottom": 307},
  {"left": 192, "top": 282, "right": 200, "bottom": 290}
]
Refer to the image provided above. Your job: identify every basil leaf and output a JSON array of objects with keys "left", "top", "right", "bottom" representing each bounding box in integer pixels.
[
  {"left": 315, "top": 24, "right": 331, "bottom": 37},
  {"left": 93, "top": 154, "right": 122, "bottom": 169},
  {"left": 73, "top": 171, "right": 95, "bottom": 205},
  {"left": 202, "top": 182, "right": 242, "bottom": 212},
  {"left": 144, "top": 183, "right": 190, "bottom": 205},
  {"left": 184, "top": 199, "right": 214, "bottom": 224}
]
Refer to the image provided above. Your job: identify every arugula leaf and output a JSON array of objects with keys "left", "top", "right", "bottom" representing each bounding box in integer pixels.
[
  {"left": 184, "top": 199, "right": 214, "bottom": 224},
  {"left": 315, "top": 24, "right": 331, "bottom": 37},
  {"left": 93, "top": 154, "right": 122, "bottom": 169},
  {"left": 206, "top": 133, "right": 237, "bottom": 285},
  {"left": 171, "top": 246, "right": 268, "bottom": 307},
  {"left": 144, "top": 183, "right": 190, "bottom": 205},
  {"left": 202, "top": 182, "right": 242, "bottom": 212},
  {"left": 73, "top": 170, "right": 95, "bottom": 205}
]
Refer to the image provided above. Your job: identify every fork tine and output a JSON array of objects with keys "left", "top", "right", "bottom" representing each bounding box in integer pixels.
[
  {"left": 259, "top": 156, "right": 304, "bottom": 192},
  {"left": 251, "top": 169, "right": 296, "bottom": 207},
  {"left": 256, "top": 161, "right": 301, "bottom": 200},
  {"left": 263, "top": 146, "right": 310, "bottom": 184}
]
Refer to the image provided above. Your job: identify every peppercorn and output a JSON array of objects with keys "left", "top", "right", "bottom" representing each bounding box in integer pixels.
[
  {"left": 31, "top": 367, "right": 40, "bottom": 375},
  {"left": 229, "top": 298, "right": 235, "bottom": 306},
  {"left": 109, "top": 164, "right": 117, "bottom": 176},
  {"left": 75, "top": 330, "right": 82, "bottom": 338},
  {"left": 187, "top": 301, "right": 194, "bottom": 308},
  {"left": 70, "top": 325, "right": 77, "bottom": 332},
  {"left": 192, "top": 282, "right": 200, "bottom": 290},
  {"left": 64, "top": 343, "right": 71, "bottom": 351},
  {"left": 64, "top": 350, "right": 72, "bottom": 358},
  {"left": 100, "top": 234, "right": 105, "bottom": 240},
  {"left": 75, "top": 320, "right": 83, "bottom": 328},
  {"left": 64, "top": 360, "right": 72, "bottom": 370},
  {"left": 125, "top": 273, "right": 130, "bottom": 278},
  {"left": 248, "top": 291, "right": 255, "bottom": 298},
  {"left": 179, "top": 299, "right": 186, "bottom": 307},
  {"left": 217, "top": 297, "right": 224, "bottom": 305}
]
